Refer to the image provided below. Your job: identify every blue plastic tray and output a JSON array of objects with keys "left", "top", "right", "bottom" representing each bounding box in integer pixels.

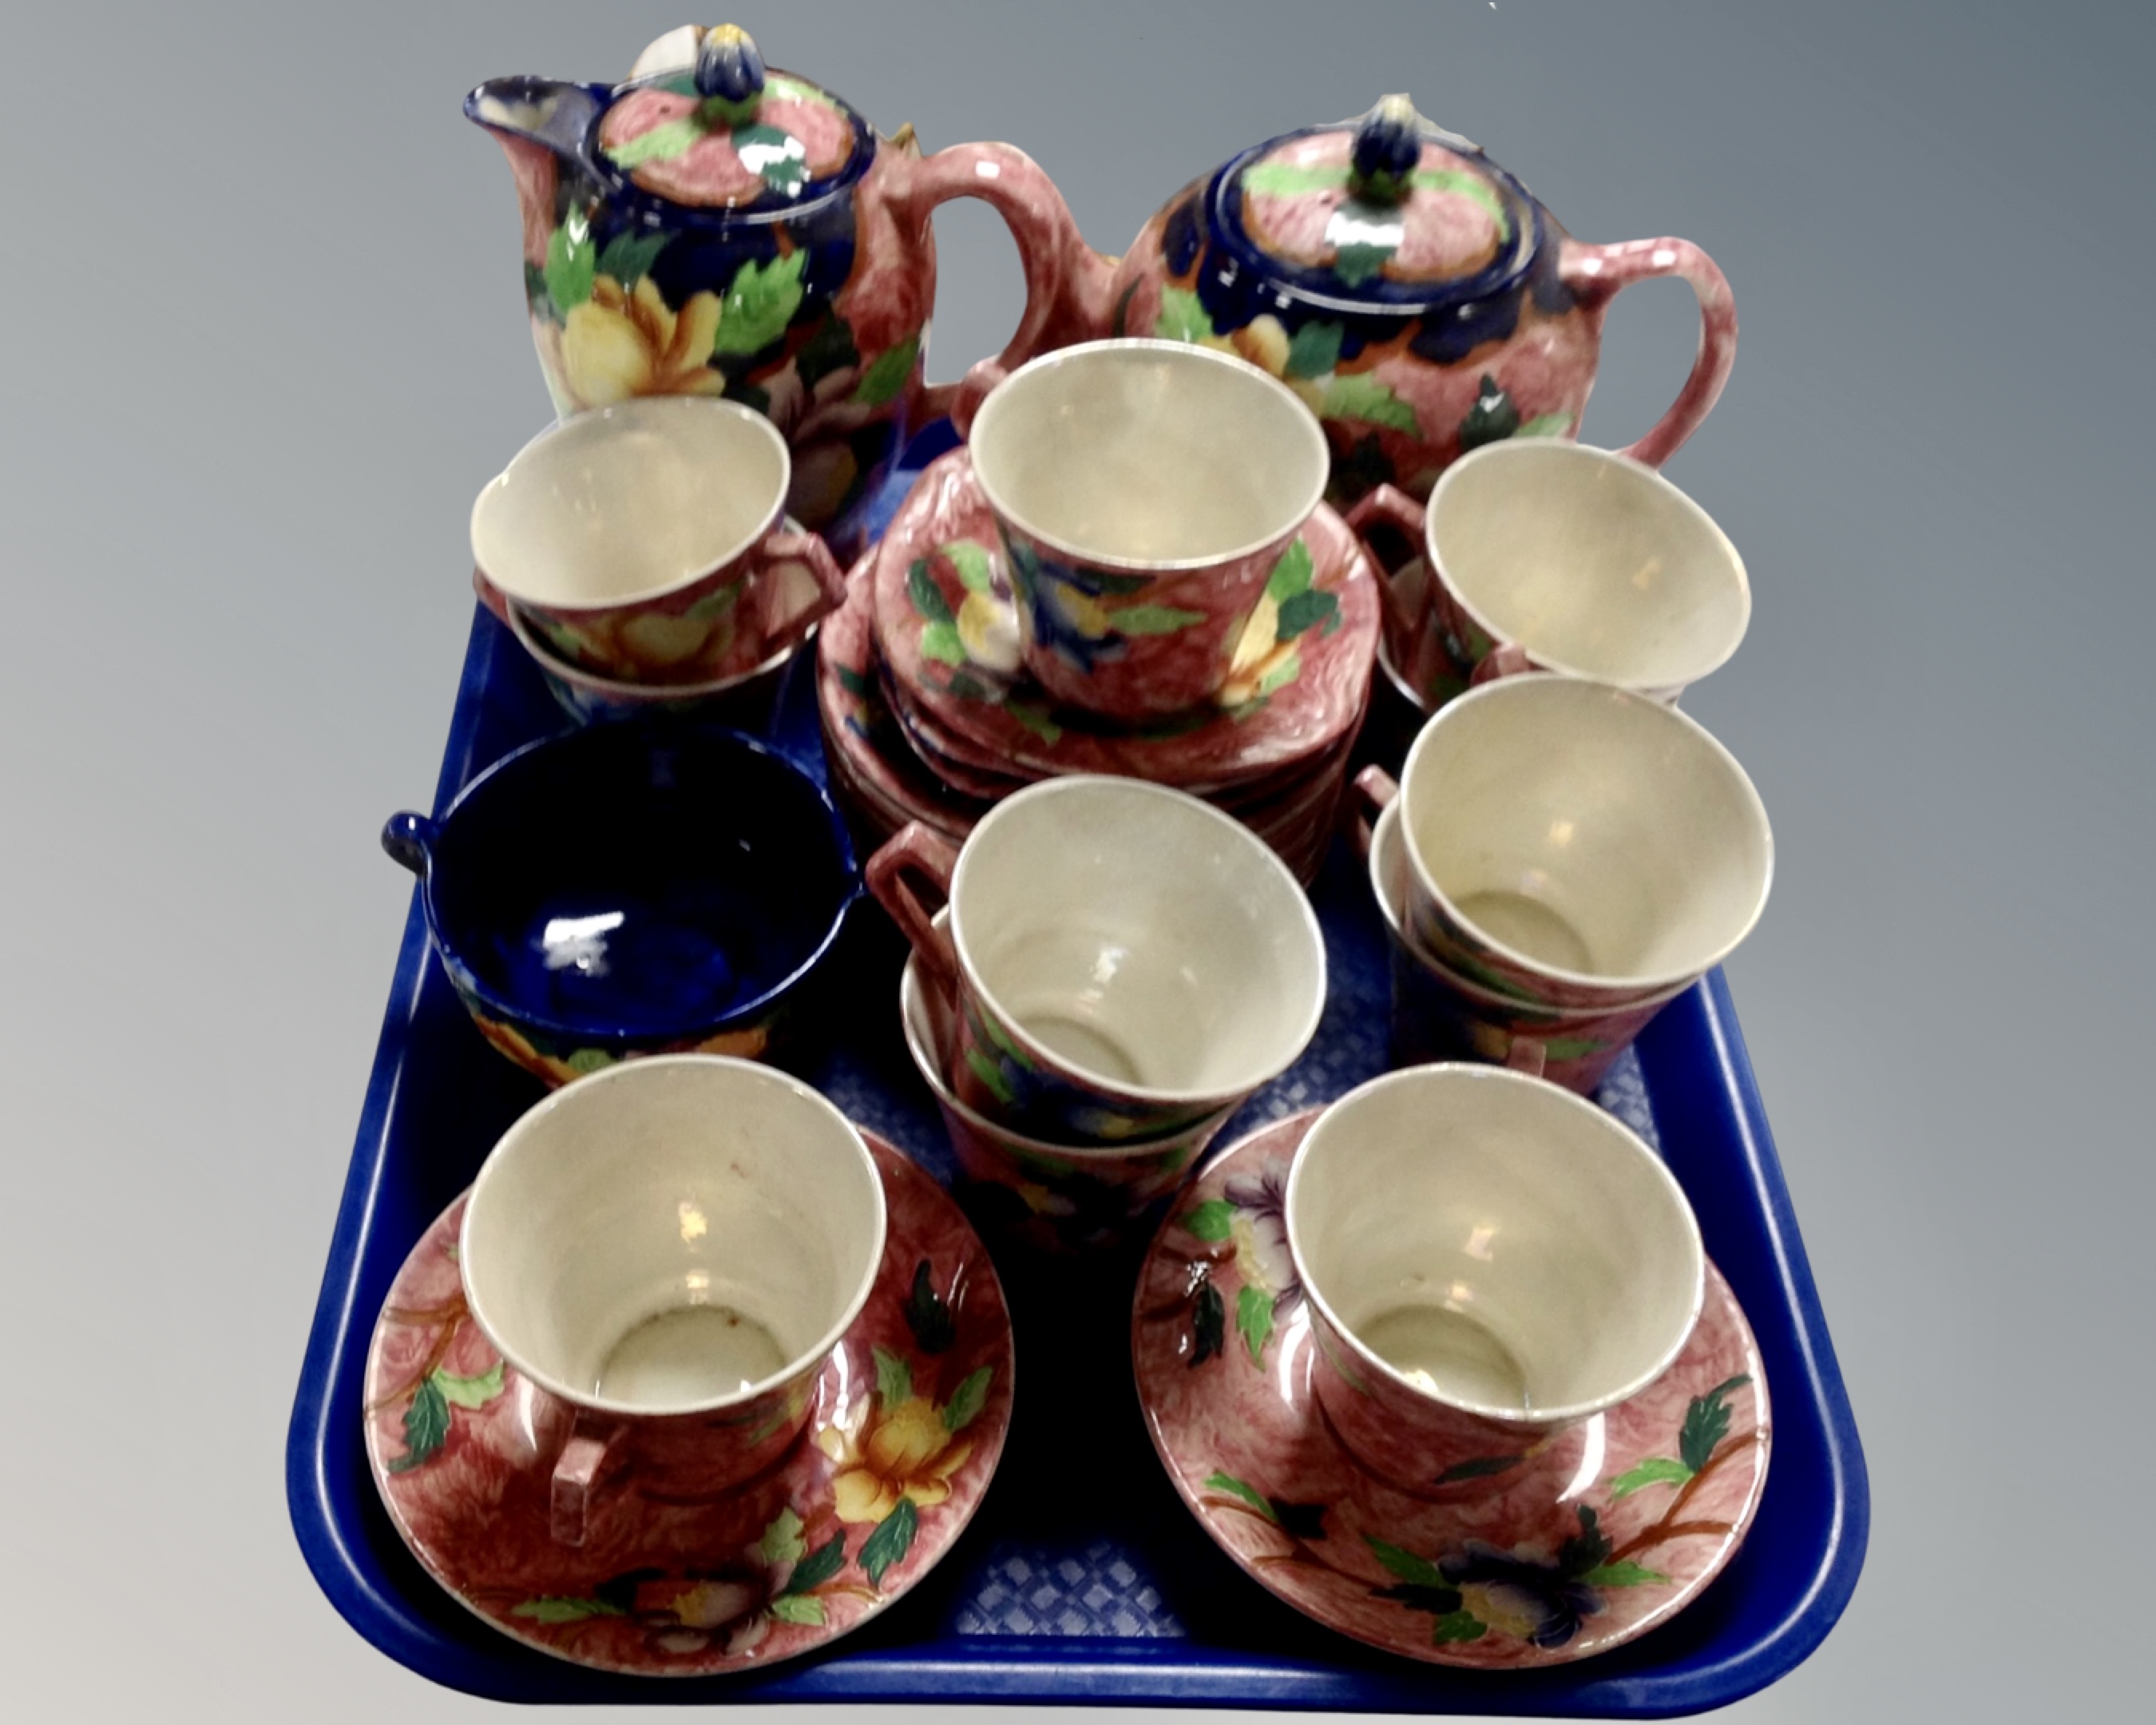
[{"left": 287, "top": 433, "right": 1867, "bottom": 1714}]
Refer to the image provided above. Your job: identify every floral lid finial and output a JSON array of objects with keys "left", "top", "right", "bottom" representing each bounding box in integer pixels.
[{"left": 1350, "top": 95, "right": 1425, "bottom": 204}]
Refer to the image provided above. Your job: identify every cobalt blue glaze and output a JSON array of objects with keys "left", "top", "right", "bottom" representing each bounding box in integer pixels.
[
  {"left": 290, "top": 427, "right": 1866, "bottom": 1712},
  {"left": 382, "top": 719, "right": 858, "bottom": 1075}
]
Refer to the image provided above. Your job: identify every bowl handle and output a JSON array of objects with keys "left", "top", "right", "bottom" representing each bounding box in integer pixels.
[{"left": 380, "top": 812, "right": 441, "bottom": 874}]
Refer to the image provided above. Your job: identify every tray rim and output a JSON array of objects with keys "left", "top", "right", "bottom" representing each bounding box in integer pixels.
[{"left": 287, "top": 449, "right": 1869, "bottom": 1715}]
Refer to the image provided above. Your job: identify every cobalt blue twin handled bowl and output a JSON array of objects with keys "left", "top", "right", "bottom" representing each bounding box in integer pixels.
[{"left": 382, "top": 720, "right": 858, "bottom": 1086}]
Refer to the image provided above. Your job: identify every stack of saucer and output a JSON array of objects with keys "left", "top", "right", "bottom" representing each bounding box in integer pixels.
[{"left": 817, "top": 450, "right": 1381, "bottom": 882}]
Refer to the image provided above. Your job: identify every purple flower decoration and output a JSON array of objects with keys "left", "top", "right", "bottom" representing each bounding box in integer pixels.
[
  {"left": 1438, "top": 1544, "right": 1606, "bottom": 1649},
  {"left": 1223, "top": 1162, "right": 1301, "bottom": 1318}
]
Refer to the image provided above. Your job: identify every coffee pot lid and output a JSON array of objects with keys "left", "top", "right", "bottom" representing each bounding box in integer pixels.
[
  {"left": 595, "top": 25, "right": 874, "bottom": 212},
  {"left": 1221, "top": 96, "right": 1539, "bottom": 307}
]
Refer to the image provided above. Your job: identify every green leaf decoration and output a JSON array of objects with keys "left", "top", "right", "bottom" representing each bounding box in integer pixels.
[
  {"left": 920, "top": 621, "right": 966, "bottom": 666},
  {"left": 782, "top": 1531, "right": 848, "bottom": 1597},
  {"left": 1431, "top": 1610, "right": 1488, "bottom": 1644},
  {"left": 943, "top": 1366, "right": 993, "bottom": 1433},
  {"left": 835, "top": 664, "right": 874, "bottom": 699},
  {"left": 1090, "top": 569, "right": 1156, "bottom": 597},
  {"left": 1457, "top": 374, "right": 1522, "bottom": 451},
  {"left": 432, "top": 1361, "right": 505, "bottom": 1410},
  {"left": 595, "top": 231, "right": 671, "bottom": 289},
  {"left": 1204, "top": 1471, "right": 1276, "bottom": 1521},
  {"left": 1284, "top": 321, "right": 1345, "bottom": 379},
  {"left": 1539, "top": 1035, "right": 1607, "bottom": 1061},
  {"left": 1332, "top": 240, "right": 1395, "bottom": 288},
  {"left": 523, "top": 260, "right": 553, "bottom": 321},
  {"left": 1374, "top": 1580, "right": 1464, "bottom": 1615},
  {"left": 732, "top": 121, "right": 810, "bottom": 192},
  {"left": 388, "top": 1376, "right": 449, "bottom": 1473},
  {"left": 1321, "top": 373, "right": 1421, "bottom": 434},
  {"left": 945, "top": 541, "right": 996, "bottom": 595},
  {"left": 712, "top": 250, "right": 809, "bottom": 357},
  {"left": 873, "top": 1343, "right": 914, "bottom": 1408},
  {"left": 754, "top": 1506, "right": 807, "bottom": 1568},
  {"left": 1111, "top": 604, "right": 1207, "bottom": 636},
  {"left": 684, "top": 583, "right": 741, "bottom": 623},
  {"left": 1241, "top": 162, "right": 1352, "bottom": 197},
  {"left": 1272, "top": 1500, "right": 1327, "bottom": 1540},
  {"left": 1274, "top": 587, "right": 1338, "bottom": 642},
  {"left": 1558, "top": 1505, "right": 1612, "bottom": 1578},
  {"left": 963, "top": 1043, "right": 1017, "bottom": 1104},
  {"left": 794, "top": 312, "right": 861, "bottom": 390},
  {"left": 945, "top": 669, "right": 991, "bottom": 701},
  {"left": 858, "top": 1497, "right": 919, "bottom": 1588},
  {"left": 1432, "top": 1453, "right": 1526, "bottom": 1487},
  {"left": 1237, "top": 1283, "right": 1275, "bottom": 1364},
  {"left": 1609, "top": 1457, "right": 1694, "bottom": 1498},
  {"left": 905, "top": 1260, "right": 957, "bottom": 1355},
  {"left": 512, "top": 1595, "right": 624, "bottom": 1624},
  {"left": 543, "top": 219, "right": 596, "bottom": 315},
  {"left": 565, "top": 1047, "right": 615, "bottom": 1077},
  {"left": 1182, "top": 1200, "right": 1235, "bottom": 1242},
  {"left": 907, "top": 559, "right": 955, "bottom": 626},
  {"left": 1007, "top": 703, "right": 1063, "bottom": 744},
  {"left": 1366, "top": 1537, "right": 1449, "bottom": 1589},
  {"left": 1581, "top": 1560, "right": 1671, "bottom": 1588},
  {"left": 1265, "top": 538, "right": 1315, "bottom": 602},
  {"left": 604, "top": 117, "right": 709, "bottom": 172},
  {"left": 1255, "top": 651, "right": 1302, "bottom": 697},
  {"left": 855, "top": 335, "right": 921, "bottom": 407},
  {"left": 1191, "top": 1277, "right": 1225, "bottom": 1366},
  {"left": 770, "top": 1593, "right": 825, "bottom": 1625},
  {"left": 1680, "top": 1374, "right": 1750, "bottom": 1474},
  {"left": 1155, "top": 284, "right": 1218, "bottom": 344},
  {"left": 1518, "top": 411, "right": 1573, "bottom": 438}
]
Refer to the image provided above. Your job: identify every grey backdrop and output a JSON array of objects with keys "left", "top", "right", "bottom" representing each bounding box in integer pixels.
[{"left": 2, "top": 1, "right": 2147, "bottom": 1719}]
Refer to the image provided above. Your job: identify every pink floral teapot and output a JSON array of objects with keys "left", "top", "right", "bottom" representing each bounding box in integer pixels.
[
  {"left": 468, "top": 25, "right": 1088, "bottom": 555},
  {"left": 1048, "top": 95, "right": 1737, "bottom": 500}
]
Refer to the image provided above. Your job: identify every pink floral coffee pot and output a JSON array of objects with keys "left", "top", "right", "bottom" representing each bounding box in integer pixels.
[
  {"left": 468, "top": 24, "right": 1088, "bottom": 556},
  {"left": 1050, "top": 95, "right": 1737, "bottom": 500}
]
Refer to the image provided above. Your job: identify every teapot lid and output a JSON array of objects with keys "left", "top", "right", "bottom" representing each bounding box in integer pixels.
[
  {"left": 1219, "top": 96, "right": 1540, "bottom": 308},
  {"left": 593, "top": 26, "right": 874, "bottom": 214}
]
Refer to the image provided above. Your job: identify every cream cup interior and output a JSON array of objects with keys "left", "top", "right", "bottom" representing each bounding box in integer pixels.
[
  {"left": 1401, "top": 677, "right": 1773, "bottom": 991},
  {"left": 968, "top": 339, "right": 1329, "bottom": 567},
  {"left": 1287, "top": 1065, "right": 1704, "bottom": 1422},
  {"left": 950, "top": 776, "right": 1326, "bottom": 1101},
  {"left": 459, "top": 1056, "right": 885, "bottom": 1416},
  {"left": 470, "top": 397, "right": 790, "bottom": 609},
  {"left": 1429, "top": 441, "right": 1750, "bottom": 688}
]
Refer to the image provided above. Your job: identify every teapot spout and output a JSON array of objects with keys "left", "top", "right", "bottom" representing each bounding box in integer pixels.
[{"left": 466, "top": 77, "right": 605, "bottom": 269}]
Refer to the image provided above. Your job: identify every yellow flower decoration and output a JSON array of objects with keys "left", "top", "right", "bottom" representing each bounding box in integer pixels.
[
  {"left": 560, "top": 275, "right": 727, "bottom": 406},
  {"left": 818, "top": 1394, "right": 973, "bottom": 1525},
  {"left": 1219, "top": 592, "right": 1295, "bottom": 707},
  {"left": 1230, "top": 315, "right": 1329, "bottom": 414}
]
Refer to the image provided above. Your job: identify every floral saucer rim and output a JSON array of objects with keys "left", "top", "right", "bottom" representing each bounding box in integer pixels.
[
  {"left": 871, "top": 448, "right": 1380, "bottom": 789},
  {"left": 1132, "top": 1108, "right": 1770, "bottom": 1670},
  {"left": 363, "top": 1133, "right": 1013, "bottom": 1679}
]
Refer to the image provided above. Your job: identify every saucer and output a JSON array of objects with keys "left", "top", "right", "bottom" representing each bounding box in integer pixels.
[
  {"left": 1132, "top": 1110, "right": 1770, "bottom": 1670},
  {"left": 871, "top": 449, "right": 1379, "bottom": 791},
  {"left": 365, "top": 1132, "right": 1013, "bottom": 1677}
]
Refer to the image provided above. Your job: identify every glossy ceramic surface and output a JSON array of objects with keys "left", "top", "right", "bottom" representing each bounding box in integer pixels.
[
  {"left": 899, "top": 926, "right": 1228, "bottom": 1255},
  {"left": 468, "top": 26, "right": 1085, "bottom": 553},
  {"left": 510, "top": 597, "right": 804, "bottom": 732},
  {"left": 381, "top": 720, "right": 858, "bottom": 1085},
  {"left": 870, "top": 448, "right": 1379, "bottom": 790},
  {"left": 1060, "top": 97, "right": 1737, "bottom": 503},
  {"left": 1134, "top": 1110, "right": 1770, "bottom": 1669},
  {"left": 367, "top": 1129, "right": 1011, "bottom": 1675}
]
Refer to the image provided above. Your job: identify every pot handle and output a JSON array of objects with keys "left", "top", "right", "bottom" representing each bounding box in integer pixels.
[
  {"left": 1342, "top": 485, "right": 1429, "bottom": 643},
  {"left": 866, "top": 823, "right": 964, "bottom": 993},
  {"left": 881, "top": 141, "right": 1086, "bottom": 438},
  {"left": 1558, "top": 236, "right": 1737, "bottom": 470},
  {"left": 1346, "top": 766, "right": 1399, "bottom": 862}
]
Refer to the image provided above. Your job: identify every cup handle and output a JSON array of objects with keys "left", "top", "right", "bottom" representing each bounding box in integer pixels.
[
  {"left": 1342, "top": 485, "right": 1429, "bottom": 643},
  {"left": 470, "top": 565, "right": 513, "bottom": 627},
  {"left": 880, "top": 141, "right": 1084, "bottom": 438},
  {"left": 1505, "top": 1037, "right": 1549, "bottom": 1079},
  {"left": 751, "top": 526, "right": 850, "bottom": 641},
  {"left": 380, "top": 811, "right": 440, "bottom": 874},
  {"left": 866, "top": 823, "right": 963, "bottom": 993},
  {"left": 550, "top": 1418, "right": 627, "bottom": 1548},
  {"left": 1468, "top": 642, "right": 1535, "bottom": 687},
  {"left": 1346, "top": 766, "right": 1399, "bottom": 862},
  {"left": 1557, "top": 236, "right": 1737, "bottom": 470}
]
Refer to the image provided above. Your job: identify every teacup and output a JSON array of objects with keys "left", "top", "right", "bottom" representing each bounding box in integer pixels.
[
  {"left": 1288, "top": 1065, "right": 1705, "bottom": 1487},
  {"left": 1389, "top": 675, "right": 1773, "bottom": 1009},
  {"left": 382, "top": 720, "right": 858, "bottom": 1086},
  {"left": 966, "top": 339, "right": 1331, "bottom": 718},
  {"left": 470, "top": 396, "right": 848, "bottom": 686},
  {"left": 458, "top": 1056, "right": 886, "bottom": 1543},
  {"left": 505, "top": 593, "right": 804, "bottom": 734},
  {"left": 1354, "top": 785, "right": 1688, "bottom": 1094},
  {"left": 900, "top": 921, "right": 1231, "bottom": 1255},
  {"left": 1346, "top": 441, "right": 1750, "bottom": 708},
  {"left": 866, "top": 775, "right": 1327, "bottom": 1143}
]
